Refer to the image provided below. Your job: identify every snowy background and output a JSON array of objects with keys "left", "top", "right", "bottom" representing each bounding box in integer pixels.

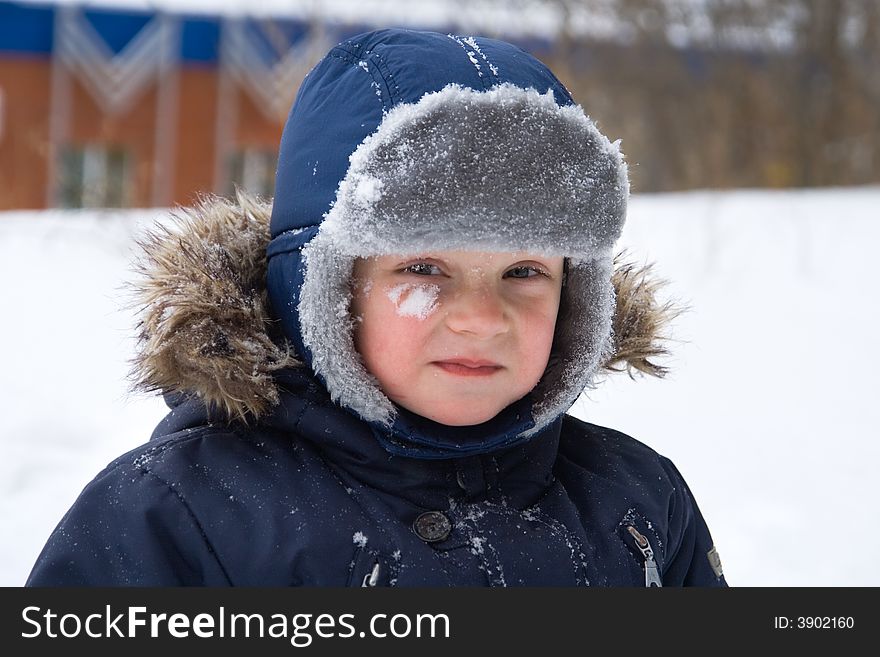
[{"left": 1, "top": 186, "right": 878, "bottom": 586}]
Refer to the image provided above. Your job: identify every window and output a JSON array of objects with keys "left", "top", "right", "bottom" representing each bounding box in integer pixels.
[
  {"left": 58, "top": 144, "right": 131, "bottom": 208},
  {"left": 227, "top": 148, "right": 277, "bottom": 198}
]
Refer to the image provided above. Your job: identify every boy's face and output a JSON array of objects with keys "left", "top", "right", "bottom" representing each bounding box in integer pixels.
[{"left": 350, "top": 251, "right": 564, "bottom": 427}]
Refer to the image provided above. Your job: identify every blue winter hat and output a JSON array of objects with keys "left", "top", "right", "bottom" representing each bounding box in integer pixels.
[{"left": 266, "top": 28, "right": 628, "bottom": 454}]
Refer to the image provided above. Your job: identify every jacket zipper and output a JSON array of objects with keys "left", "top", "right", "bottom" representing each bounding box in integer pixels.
[
  {"left": 626, "top": 525, "right": 663, "bottom": 587},
  {"left": 361, "top": 561, "right": 381, "bottom": 587}
]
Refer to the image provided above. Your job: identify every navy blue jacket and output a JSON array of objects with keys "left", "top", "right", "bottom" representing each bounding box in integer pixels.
[{"left": 27, "top": 368, "right": 725, "bottom": 587}]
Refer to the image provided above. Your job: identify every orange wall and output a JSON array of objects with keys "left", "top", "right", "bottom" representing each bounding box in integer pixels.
[
  {"left": 0, "top": 56, "right": 287, "bottom": 211},
  {"left": 174, "top": 67, "right": 219, "bottom": 206},
  {"left": 0, "top": 56, "right": 51, "bottom": 210},
  {"left": 236, "top": 87, "right": 285, "bottom": 147},
  {"left": 66, "top": 75, "right": 161, "bottom": 207}
]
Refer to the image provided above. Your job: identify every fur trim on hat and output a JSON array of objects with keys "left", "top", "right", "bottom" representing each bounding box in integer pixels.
[
  {"left": 318, "top": 83, "right": 627, "bottom": 256},
  {"left": 130, "top": 193, "right": 679, "bottom": 424}
]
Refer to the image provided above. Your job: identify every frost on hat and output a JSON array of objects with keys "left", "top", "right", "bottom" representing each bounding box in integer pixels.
[{"left": 298, "top": 82, "right": 628, "bottom": 434}]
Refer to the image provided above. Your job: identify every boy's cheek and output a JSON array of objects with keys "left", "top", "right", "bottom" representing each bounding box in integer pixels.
[{"left": 358, "top": 313, "right": 421, "bottom": 367}]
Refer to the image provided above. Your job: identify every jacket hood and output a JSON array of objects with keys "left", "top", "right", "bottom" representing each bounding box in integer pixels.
[{"left": 130, "top": 193, "right": 679, "bottom": 427}]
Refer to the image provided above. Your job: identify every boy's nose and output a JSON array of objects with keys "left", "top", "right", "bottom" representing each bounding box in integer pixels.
[{"left": 444, "top": 286, "right": 509, "bottom": 338}]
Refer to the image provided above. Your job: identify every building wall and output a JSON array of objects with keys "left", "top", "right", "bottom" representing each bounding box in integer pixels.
[
  {"left": 0, "top": 2, "right": 308, "bottom": 210},
  {"left": 65, "top": 75, "right": 160, "bottom": 207},
  {"left": 0, "top": 56, "right": 51, "bottom": 209},
  {"left": 174, "top": 67, "right": 220, "bottom": 205},
  {"left": 0, "top": 54, "right": 287, "bottom": 211},
  {"left": 236, "top": 89, "right": 285, "bottom": 156}
]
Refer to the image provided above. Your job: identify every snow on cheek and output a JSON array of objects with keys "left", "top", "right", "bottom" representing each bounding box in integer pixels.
[{"left": 386, "top": 284, "right": 440, "bottom": 319}]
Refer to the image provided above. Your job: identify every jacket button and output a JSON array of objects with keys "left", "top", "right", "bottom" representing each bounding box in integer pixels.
[{"left": 413, "top": 511, "right": 452, "bottom": 542}]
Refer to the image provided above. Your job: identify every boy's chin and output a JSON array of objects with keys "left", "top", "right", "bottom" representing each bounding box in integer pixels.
[{"left": 403, "top": 403, "right": 508, "bottom": 428}]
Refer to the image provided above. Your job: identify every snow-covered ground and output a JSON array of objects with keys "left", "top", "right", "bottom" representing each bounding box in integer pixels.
[{"left": 1, "top": 186, "right": 877, "bottom": 586}]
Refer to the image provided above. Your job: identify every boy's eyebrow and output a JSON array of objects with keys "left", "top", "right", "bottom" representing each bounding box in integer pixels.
[
  {"left": 392, "top": 254, "right": 559, "bottom": 266},
  {"left": 393, "top": 254, "right": 443, "bottom": 266}
]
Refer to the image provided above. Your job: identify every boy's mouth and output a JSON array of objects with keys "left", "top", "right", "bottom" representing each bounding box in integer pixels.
[{"left": 432, "top": 359, "right": 503, "bottom": 377}]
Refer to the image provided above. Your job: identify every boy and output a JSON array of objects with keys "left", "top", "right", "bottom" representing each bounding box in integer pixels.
[{"left": 27, "top": 28, "right": 726, "bottom": 586}]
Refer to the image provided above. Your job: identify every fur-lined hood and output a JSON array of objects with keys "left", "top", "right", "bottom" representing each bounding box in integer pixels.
[{"left": 130, "top": 193, "right": 679, "bottom": 424}]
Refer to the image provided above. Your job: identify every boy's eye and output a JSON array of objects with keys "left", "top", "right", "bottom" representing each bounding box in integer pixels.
[
  {"left": 505, "top": 266, "right": 544, "bottom": 279},
  {"left": 403, "top": 262, "right": 442, "bottom": 276}
]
